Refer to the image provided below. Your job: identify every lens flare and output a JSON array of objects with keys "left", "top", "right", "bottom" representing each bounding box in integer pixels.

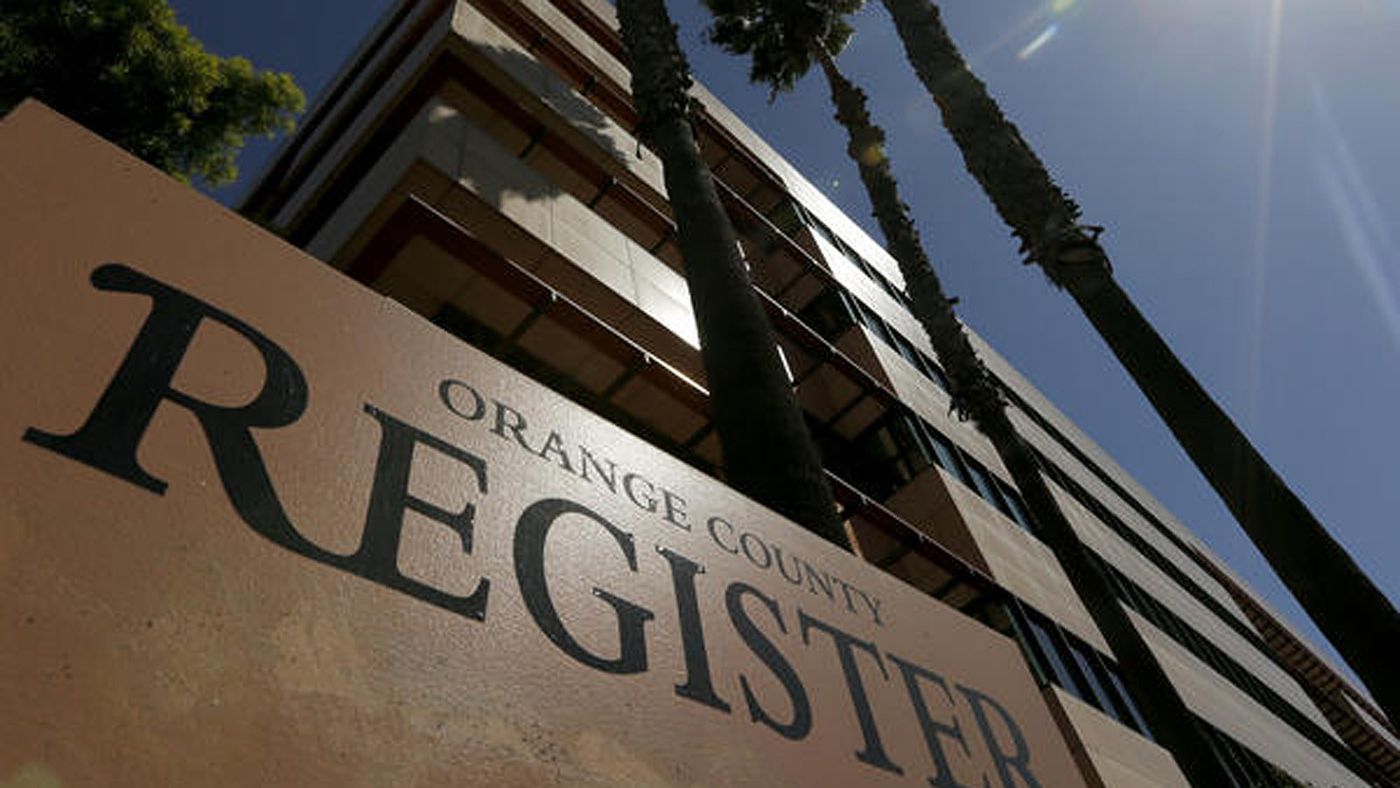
[
  {"left": 1245, "top": 0, "right": 1284, "bottom": 424},
  {"left": 968, "top": 8, "right": 1051, "bottom": 65},
  {"left": 1017, "top": 23, "right": 1060, "bottom": 60},
  {"left": 1310, "top": 78, "right": 1400, "bottom": 355}
]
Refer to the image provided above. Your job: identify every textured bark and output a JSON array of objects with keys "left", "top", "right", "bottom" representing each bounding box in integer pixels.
[
  {"left": 877, "top": 0, "right": 1092, "bottom": 280},
  {"left": 881, "top": 0, "right": 1400, "bottom": 726},
  {"left": 617, "top": 0, "right": 846, "bottom": 546},
  {"left": 1068, "top": 265, "right": 1400, "bottom": 729},
  {"left": 819, "top": 54, "right": 1235, "bottom": 786}
]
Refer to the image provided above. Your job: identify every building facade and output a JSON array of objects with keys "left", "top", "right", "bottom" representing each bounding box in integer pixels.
[{"left": 240, "top": 1, "right": 1399, "bottom": 784}]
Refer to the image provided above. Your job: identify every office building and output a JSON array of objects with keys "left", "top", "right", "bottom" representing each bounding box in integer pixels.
[{"left": 239, "top": 0, "right": 1399, "bottom": 784}]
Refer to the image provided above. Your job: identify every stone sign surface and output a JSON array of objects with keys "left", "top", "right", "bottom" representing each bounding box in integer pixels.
[{"left": 0, "top": 102, "right": 1084, "bottom": 787}]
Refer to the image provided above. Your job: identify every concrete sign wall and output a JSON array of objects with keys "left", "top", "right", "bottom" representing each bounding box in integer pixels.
[{"left": 0, "top": 102, "right": 1084, "bottom": 787}]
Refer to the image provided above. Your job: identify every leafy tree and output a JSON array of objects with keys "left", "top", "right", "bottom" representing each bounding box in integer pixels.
[
  {"left": 616, "top": 0, "right": 847, "bottom": 546},
  {"left": 0, "top": 0, "right": 304, "bottom": 185},
  {"left": 878, "top": 0, "right": 1400, "bottom": 725},
  {"left": 705, "top": 2, "right": 1235, "bottom": 782}
]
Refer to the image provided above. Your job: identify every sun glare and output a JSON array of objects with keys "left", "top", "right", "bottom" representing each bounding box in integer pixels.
[
  {"left": 1310, "top": 77, "right": 1400, "bottom": 355},
  {"left": 1011, "top": 0, "right": 1078, "bottom": 63},
  {"left": 967, "top": 6, "right": 1050, "bottom": 65},
  {"left": 1244, "top": 0, "right": 1285, "bottom": 423},
  {"left": 1017, "top": 23, "right": 1060, "bottom": 60}
]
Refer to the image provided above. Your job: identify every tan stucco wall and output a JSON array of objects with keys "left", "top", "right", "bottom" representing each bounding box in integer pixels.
[
  {"left": 1047, "top": 686, "right": 1189, "bottom": 788},
  {"left": 1135, "top": 610, "right": 1365, "bottom": 787}
]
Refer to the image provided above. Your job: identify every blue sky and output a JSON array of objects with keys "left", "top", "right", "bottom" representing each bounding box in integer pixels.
[{"left": 173, "top": 0, "right": 1400, "bottom": 683}]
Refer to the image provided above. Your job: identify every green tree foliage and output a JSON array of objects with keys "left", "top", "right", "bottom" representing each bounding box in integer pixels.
[
  {"left": 878, "top": 0, "right": 1400, "bottom": 725},
  {"left": 704, "top": 0, "right": 861, "bottom": 95},
  {"left": 704, "top": 3, "right": 1236, "bottom": 783},
  {"left": 0, "top": 0, "right": 304, "bottom": 185}
]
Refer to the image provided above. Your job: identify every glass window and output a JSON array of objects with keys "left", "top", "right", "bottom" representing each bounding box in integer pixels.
[
  {"left": 1109, "top": 567, "right": 1151, "bottom": 616},
  {"left": 1204, "top": 725, "right": 1270, "bottom": 787},
  {"left": 854, "top": 301, "right": 896, "bottom": 348},
  {"left": 873, "top": 272, "right": 892, "bottom": 297},
  {"left": 921, "top": 425, "right": 972, "bottom": 488},
  {"left": 792, "top": 200, "right": 813, "bottom": 225},
  {"left": 811, "top": 217, "right": 840, "bottom": 249},
  {"left": 964, "top": 458, "right": 1012, "bottom": 516},
  {"left": 924, "top": 358, "right": 950, "bottom": 392},
  {"left": 889, "top": 334, "right": 949, "bottom": 394},
  {"left": 797, "top": 288, "right": 857, "bottom": 342},
  {"left": 890, "top": 414, "right": 933, "bottom": 482},
  {"left": 851, "top": 428, "right": 899, "bottom": 499},
  {"left": 907, "top": 348, "right": 934, "bottom": 378},
  {"left": 1023, "top": 611, "right": 1077, "bottom": 693},
  {"left": 997, "top": 480, "right": 1036, "bottom": 533},
  {"left": 853, "top": 413, "right": 933, "bottom": 498},
  {"left": 1067, "top": 638, "right": 1116, "bottom": 715},
  {"left": 892, "top": 332, "right": 924, "bottom": 370},
  {"left": 1100, "top": 662, "right": 1151, "bottom": 737},
  {"left": 847, "top": 248, "right": 876, "bottom": 278},
  {"left": 1104, "top": 564, "right": 1136, "bottom": 604},
  {"left": 875, "top": 271, "right": 906, "bottom": 303},
  {"left": 765, "top": 199, "right": 804, "bottom": 239}
]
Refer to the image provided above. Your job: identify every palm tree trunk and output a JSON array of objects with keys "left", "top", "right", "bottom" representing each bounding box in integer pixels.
[
  {"left": 880, "top": 0, "right": 1400, "bottom": 724},
  {"left": 1068, "top": 263, "right": 1400, "bottom": 723},
  {"left": 616, "top": 0, "right": 846, "bottom": 547},
  {"left": 816, "top": 51, "right": 1234, "bottom": 786}
]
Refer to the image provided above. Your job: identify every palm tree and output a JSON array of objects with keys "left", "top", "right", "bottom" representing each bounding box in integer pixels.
[
  {"left": 703, "top": 2, "right": 1232, "bottom": 782},
  {"left": 615, "top": 0, "right": 846, "bottom": 547},
  {"left": 879, "top": 0, "right": 1400, "bottom": 724}
]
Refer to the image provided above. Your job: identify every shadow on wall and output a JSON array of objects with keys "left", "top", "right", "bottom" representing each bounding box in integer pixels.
[{"left": 437, "top": 42, "right": 634, "bottom": 211}]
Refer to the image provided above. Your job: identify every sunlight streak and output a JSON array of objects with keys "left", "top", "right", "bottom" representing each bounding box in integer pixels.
[
  {"left": 1310, "top": 78, "right": 1400, "bottom": 354},
  {"left": 1002, "top": 0, "right": 1077, "bottom": 65},
  {"left": 969, "top": 7, "right": 1052, "bottom": 66},
  {"left": 1245, "top": 0, "right": 1284, "bottom": 428},
  {"left": 1017, "top": 24, "right": 1060, "bottom": 61}
]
